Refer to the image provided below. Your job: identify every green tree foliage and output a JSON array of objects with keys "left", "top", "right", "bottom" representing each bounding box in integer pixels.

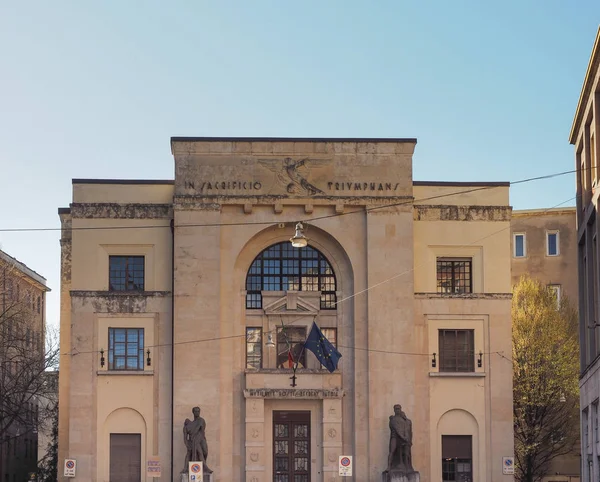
[{"left": 513, "top": 276, "right": 579, "bottom": 482}]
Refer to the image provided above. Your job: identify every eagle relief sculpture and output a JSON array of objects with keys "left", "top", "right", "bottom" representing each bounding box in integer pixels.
[{"left": 258, "top": 157, "right": 330, "bottom": 195}]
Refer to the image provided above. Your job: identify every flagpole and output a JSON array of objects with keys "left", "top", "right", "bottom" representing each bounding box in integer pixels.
[{"left": 279, "top": 317, "right": 299, "bottom": 386}]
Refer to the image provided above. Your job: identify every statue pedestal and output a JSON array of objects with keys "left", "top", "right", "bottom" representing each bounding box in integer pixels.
[
  {"left": 180, "top": 473, "right": 214, "bottom": 482},
  {"left": 382, "top": 470, "right": 420, "bottom": 482}
]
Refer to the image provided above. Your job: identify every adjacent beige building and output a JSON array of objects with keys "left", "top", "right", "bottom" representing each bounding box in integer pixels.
[
  {"left": 58, "top": 137, "right": 514, "bottom": 482},
  {"left": 510, "top": 208, "right": 580, "bottom": 482},
  {"left": 511, "top": 208, "right": 578, "bottom": 304},
  {"left": 571, "top": 26, "right": 600, "bottom": 482}
]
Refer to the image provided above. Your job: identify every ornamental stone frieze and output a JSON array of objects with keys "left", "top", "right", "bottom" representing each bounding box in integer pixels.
[
  {"left": 413, "top": 204, "right": 512, "bottom": 222},
  {"left": 70, "top": 203, "right": 172, "bottom": 219}
]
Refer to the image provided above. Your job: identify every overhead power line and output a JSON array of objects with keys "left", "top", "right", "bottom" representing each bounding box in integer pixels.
[
  {"left": 61, "top": 193, "right": 576, "bottom": 361},
  {"left": 0, "top": 166, "right": 579, "bottom": 234}
]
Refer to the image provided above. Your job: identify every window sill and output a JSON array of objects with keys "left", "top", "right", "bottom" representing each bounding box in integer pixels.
[
  {"left": 415, "top": 292, "right": 512, "bottom": 300},
  {"left": 429, "top": 372, "right": 485, "bottom": 378},
  {"left": 97, "top": 370, "right": 154, "bottom": 376}
]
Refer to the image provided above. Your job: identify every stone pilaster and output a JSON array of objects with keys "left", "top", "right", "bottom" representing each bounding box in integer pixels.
[
  {"left": 245, "top": 398, "right": 265, "bottom": 482},
  {"left": 322, "top": 398, "right": 343, "bottom": 481}
]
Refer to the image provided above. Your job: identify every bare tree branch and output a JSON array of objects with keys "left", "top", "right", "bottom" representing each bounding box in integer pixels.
[{"left": 0, "top": 277, "right": 58, "bottom": 447}]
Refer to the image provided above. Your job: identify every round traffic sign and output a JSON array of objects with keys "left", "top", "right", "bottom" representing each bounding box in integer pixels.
[
  {"left": 341, "top": 457, "right": 351, "bottom": 467},
  {"left": 66, "top": 461, "right": 75, "bottom": 469},
  {"left": 191, "top": 463, "right": 201, "bottom": 473}
]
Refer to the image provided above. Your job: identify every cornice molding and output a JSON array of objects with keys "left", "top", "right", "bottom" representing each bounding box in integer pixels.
[
  {"left": 413, "top": 205, "right": 511, "bottom": 222},
  {"left": 70, "top": 203, "right": 172, "bottom": 219}
]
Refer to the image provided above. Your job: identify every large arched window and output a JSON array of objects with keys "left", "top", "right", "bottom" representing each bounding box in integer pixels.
[{"left": 246, "top": 242, "right": 337, "bottom": 310}]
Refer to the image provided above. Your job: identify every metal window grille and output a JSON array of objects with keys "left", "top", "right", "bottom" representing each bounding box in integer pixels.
[
  {"left": 246, "top": 327, "right": 262, "bottom": 369},
  {"left": 276, "top": 326, "right": 307, "bottom": 369},
  {"left": 109, "top": 256, "right": 145, "bottom": 291},
  {"left": 246, "top": 242, "right": 337, "bottom": 309},
  {"left": 108, "top": 328, "right": 144, "bottom": 370},
  {"left": 436, "top": 258, "right": 472, "bottom": 294},
  {"left": 439, "top": 329, "right": 475, "bottom": 372}
]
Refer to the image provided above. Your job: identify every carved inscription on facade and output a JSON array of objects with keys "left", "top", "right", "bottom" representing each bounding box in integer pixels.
[
  {"left": 184, "top": 180, "right": 400, "bottom": 194},
  {"left": 185, "top": 180, "right": 262, "bottom": 192},
  {"left": 327, "top": 182, "right": 400, "bottom": 192},
  {"left": 244, "top": 388, "right": 343, "bottom": 399}
]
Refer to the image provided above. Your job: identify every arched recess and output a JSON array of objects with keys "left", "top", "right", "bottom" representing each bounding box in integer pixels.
[
  {"left": 99, "top": 407, "right": 148, "bottom": 481},
  {"left": 232, "top": 224, "right": 356, "bottom": 480},
  {"left": 234, "top": 224, "right": 355, "bottom": 364},
  {"left": 434, "top": 409, "right": 481, "bottom": 482}
]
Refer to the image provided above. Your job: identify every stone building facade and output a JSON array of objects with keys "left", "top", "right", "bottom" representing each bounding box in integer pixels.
[
  {"left": 0, "top": 249, "right": 50, "bottom": 481},
  {"left": 58, "top": 137, "right": 514, "bottom": 481},
  {"left": 571, "top": 27, "right": 600, "bottom": 482}
]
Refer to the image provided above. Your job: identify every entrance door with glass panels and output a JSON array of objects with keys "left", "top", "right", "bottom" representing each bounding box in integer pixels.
[{"left": 273, "top": 411, "right": 311, "bottom": 482}]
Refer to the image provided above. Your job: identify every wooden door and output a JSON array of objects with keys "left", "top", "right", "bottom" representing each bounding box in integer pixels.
[{"left": 273, "top": 411, "right": 311, "bottom": 482}]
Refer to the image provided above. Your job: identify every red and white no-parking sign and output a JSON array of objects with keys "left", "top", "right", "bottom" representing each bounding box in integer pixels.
[
  {"left": 64, "top": 459, "right": 77, "bottom": 478},
  {"left": 188, "top": 461, "right": 204, "bottom": 482},
  {"left": 339, "top": 455, "right": 353, "bottom": 476}
]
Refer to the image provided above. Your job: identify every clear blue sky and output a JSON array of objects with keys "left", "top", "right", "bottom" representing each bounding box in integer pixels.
[{"left": 0, "top": 1, "right": 598, "bottom": 329}]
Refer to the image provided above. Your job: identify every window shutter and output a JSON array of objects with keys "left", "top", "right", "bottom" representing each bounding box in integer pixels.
[
  {"left": 442, "top": 435, "right": 472, "bottom": 459},
  {"left": 110, "top": 433, "right": 141, "bottom": 482}
]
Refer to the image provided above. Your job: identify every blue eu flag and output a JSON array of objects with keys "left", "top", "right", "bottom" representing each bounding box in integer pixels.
[{"left": 304, "top": 322, "right": 342, "bottom": 373}]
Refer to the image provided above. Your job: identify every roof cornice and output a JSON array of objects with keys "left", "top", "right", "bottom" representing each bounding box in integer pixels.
[{"left": 570, "top": 26, "right": 600, "bottom": 145}]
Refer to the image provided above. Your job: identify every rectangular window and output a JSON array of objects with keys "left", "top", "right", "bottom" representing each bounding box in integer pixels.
[
  {"left": 320, "top": 328, "right": 337, "bottom": 370},
  {"left": 584, "top": 409, "right": 590, "bottom": 448},
  {"left": 594, "top": 402, "right": 599, "bottom": 443},
  {"left": 547, "top": 231, "right": 560, "bottom": 256},
  {"left": 246, "top": 327, "right": 262, "bottom": 369},
  {"left": 442, "top": 435, "right": 472, "bottom": 482},
  {"left": 436, "top": 258, "right": 472, "bottom": 294},
  {"left": 595, "top": 236, "right": 599, "bottom": 328},
  {"left": 548, "top": 284, "right": 561, "bottom": 306},
  {"left": 592, "top": 133, "right": 597, "bottom": 184},
  {"left": 439, "top": 329, "right": 475, "bottom": 372},
  {"left": 109, "top": 256, "right": 145, "bottom": 291},
  {"left": 108, "top": 328, "right": 144, "bottom": 370},
  {"left": 277, "top": 326, "right": 307, "bottom": 369},
  {"left": 514, "top": 233, "right": 526, "bottom": 258}
]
